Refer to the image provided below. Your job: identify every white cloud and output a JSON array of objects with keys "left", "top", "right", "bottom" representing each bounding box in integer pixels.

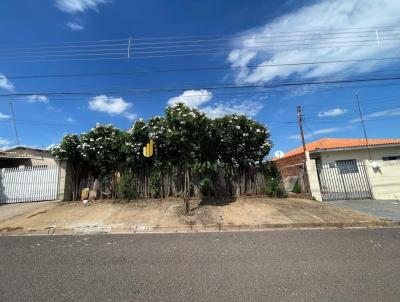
[
  {"left": 66, "top": 21, "right": 84, "bottom": 31},
  {"left": 167, "top": 90, "right": 264, "bottom": 118},
  {"left": 288, "top": 127, "right": 348, "bottom": 140},
  {"left": 26, "top": 95, "right": 49, "bottom": 103},
  {"left": 88, "top": 95, "right": 135, "bottom": 120},
  {"left": 47, "top": 105, "right": 62, "bottom": 112},
  {"left": 201, "top": 100, "right": 263, "bottom": 118},
  {"left": 349, "top": 107, "right": 400, "bottom": 123},
  {"left": 0, "top": 74, "right": 14, "bottom": 91},
  {"left": 0, "top": 112, "right": 11, "bottom": 120},
  {"left": 228, "top": 0, "right": 400, "bottom": 84},
  {"left": 0, "top": 138, "right": 10, "bottom": 146},
  {"left": 167, "top": 90, "right": 213, "bottom": 107},
  {"left": 368, "top": 108, "right": 400, "bottom": 118},
  {"left": 66, "top": 117, "right": 75, "bottom": 123},
  {"left": 55, "top": 0, "right": 109, "bottom": 13},
  {"left": 123, "top": 112, "right": 137, "bottom": 121},
  {"left": 318, "top": 108, "right": 347, "bottom": 118}
]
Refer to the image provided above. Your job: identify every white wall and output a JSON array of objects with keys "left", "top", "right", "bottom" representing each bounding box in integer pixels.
[
  {"left": 365, "top": 159, "right": 400, "bottom": 200},
  {"left": 305, "top": 158, "right": 322, "bottom": 201},
  {"left": 317, "top": 146, "right": 400, "bottom": 163}
]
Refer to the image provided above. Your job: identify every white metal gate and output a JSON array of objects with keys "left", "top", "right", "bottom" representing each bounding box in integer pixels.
[
  {"left": 317, "top": 160, "right": 372, "bottom": 201},
  {"left": 0, "top": 166, "right": 59, "bottom": 203}
]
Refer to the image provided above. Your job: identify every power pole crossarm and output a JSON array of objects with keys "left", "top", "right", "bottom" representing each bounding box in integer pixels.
[{"left": 127, "top": 36, "right": 132, "bottom": 59}]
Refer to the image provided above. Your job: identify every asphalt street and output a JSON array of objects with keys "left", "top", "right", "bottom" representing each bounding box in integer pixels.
[{"left": 1, "top": 228, "right": 400, "bottom": 302}]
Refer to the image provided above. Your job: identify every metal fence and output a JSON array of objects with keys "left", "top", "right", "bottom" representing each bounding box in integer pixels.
[
  {"left": 0, "top": 166, "right": 59, "bottom": 203},
  {"left": 316, "top": 160, "right": 372, "bottom": 201}
]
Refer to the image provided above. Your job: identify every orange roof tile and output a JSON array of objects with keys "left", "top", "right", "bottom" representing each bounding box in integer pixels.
[{"left": 281, "top": 138, "right": 400, "bottom": 159}]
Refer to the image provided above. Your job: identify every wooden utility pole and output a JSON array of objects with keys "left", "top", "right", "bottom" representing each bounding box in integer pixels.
[
  {"left": 296, "top": 105, "right": 310, "bottom": 193},
  {"left": 296, "top": 105, "right": 307, "bottom": 153},
  {"left": 355, "top": 92, "right": 372, "bottom": 160}
]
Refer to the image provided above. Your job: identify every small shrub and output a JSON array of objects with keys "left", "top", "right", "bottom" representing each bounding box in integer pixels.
[
  {"left": 118, "top": 172, "right": 138, "bottom": 200},
  {"left": 265, "top": 177, "right": 287, "bottom": 198},
  {"left": 292, "top": 180, "right": 301, "bottom": 194},
  {"left": 149, "top": 165, "right": 161, "bottom": 198},
  {"left": 199, "top": 177, "right": 213, "bottom": 196}
]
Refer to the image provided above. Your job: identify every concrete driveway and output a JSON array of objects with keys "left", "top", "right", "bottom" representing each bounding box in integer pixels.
[
  {"left": 0, "top": 201, "right": 59, "bottom": 224},
  {"left": 327, "top": 199, "right": 400, "bottom": 221}
]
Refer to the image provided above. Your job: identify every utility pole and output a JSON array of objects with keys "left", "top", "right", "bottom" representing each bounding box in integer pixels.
[
  {"left": 296, "top": 105, "right": 309, "bottom": 194},
  {"left": 9, "top": 101, "right": 20, "bottom": 147},
  {"left": 296, "top": 105, "right": 307, "bottom": 153},
  {"left": 355, "top": 91, "right": 372, "bottom": 160}
]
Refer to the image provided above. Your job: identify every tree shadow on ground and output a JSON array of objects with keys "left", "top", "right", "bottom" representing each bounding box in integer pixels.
[{"left": 190, "top": 196, "right": 237, "bottom": 212}]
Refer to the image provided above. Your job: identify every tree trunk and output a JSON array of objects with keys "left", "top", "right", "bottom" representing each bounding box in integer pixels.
[{"left": 184, "top": 163, "right": 190, "bottom": 213}]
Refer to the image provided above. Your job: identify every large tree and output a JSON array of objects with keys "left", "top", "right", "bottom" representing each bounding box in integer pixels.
[{"left": 80, "top": 124, "right": 126, "bottom": 198}]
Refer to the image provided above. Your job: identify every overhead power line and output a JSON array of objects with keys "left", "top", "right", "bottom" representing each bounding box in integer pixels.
[
  {"left": 3, "top": 75, "right": 400, "bottom": 97},
  {"left": 6, "top": 56, "right": 400, "bottom": 80}
]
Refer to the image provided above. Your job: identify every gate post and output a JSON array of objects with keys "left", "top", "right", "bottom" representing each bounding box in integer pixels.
[
  {"left": 363, "top": 160, "right": 375, "bottom": 200},
  {"left": 305, "top": 158, "right": 322, "bottom": 201}
]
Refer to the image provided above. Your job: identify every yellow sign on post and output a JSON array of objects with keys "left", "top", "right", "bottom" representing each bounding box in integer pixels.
[{"left": 143, "top": 139, "right": 154, "bottom": 157}]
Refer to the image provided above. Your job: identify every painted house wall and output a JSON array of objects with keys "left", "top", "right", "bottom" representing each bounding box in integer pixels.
[
  {"left": 365, "top": 159, "right": 400, "bottom": 200},
  {"left": 317, "top": 146, "right": 400, "bottom": 163},
  {"left": 2, "top": 149, "right": 57, "bottom": 167},
  {"left": 312, "top": 146, "right": 400, "bottom": 200}
]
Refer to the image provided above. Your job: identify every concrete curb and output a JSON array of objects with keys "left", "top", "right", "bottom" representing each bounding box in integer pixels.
[{"left": 1, "top": 220, "right": 400, "bottom": 236}]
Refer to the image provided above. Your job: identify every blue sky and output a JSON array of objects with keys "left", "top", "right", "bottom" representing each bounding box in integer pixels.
[{"left": 0, "top": 0, "right": 400, "bottom": 157}]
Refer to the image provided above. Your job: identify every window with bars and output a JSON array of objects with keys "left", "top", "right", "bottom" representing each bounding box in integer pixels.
[{"left": 336, "top": 159, "right": 359, "bottom": 174}]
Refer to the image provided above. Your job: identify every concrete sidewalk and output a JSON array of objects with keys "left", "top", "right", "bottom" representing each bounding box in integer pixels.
[
  {"left": 0, "top": 197, "right": 398, "bottom": 235},
  {"left": 328, "top": 199, "right": 400, "bottom": 221}
]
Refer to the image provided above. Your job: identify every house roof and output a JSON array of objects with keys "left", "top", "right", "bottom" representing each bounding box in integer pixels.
[
  {"left": 281, "top": 138, "right": 400, "bottom": 159},
  {"left": 3, "top": 146, "right": 50, "bottom": 153}
]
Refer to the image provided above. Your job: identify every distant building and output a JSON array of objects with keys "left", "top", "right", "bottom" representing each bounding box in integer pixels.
[
  {"left": 0, "top": 146, "right": 70, "bottom": 202},
  {"left": 0, "top": 146, "right": 57, "bottom": 168}
]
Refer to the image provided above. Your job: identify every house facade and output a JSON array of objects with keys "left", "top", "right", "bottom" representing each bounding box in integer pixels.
[
  {"left": 276, "top": 138, "right": 400, "bottom": 201},
  {"left": 0, "top": 146, "right": 70, "bottom": 203}
]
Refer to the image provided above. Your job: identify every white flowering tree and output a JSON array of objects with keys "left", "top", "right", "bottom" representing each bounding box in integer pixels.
[
  {"left": 164, "top": 103, "right": 212, "bottom": 212},
  {"left": 214, "top": 114, "right": 272, "bottom": 167},
  {"left": 213, "top": 114, "right": 272, "bottom": 195},
  {"left": 53, "top": 104, "right": 273, "bottom": 202},
  {"left": 52, "top": 134, "right": 85, "bottom": 201},
  {"left": 80, "top": 124, "right": 126, "bottom": 198}
]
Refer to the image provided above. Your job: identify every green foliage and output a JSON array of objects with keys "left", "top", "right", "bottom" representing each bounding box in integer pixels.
[
  {"left": 292, "top": 180, "right": 301, "bottom": 194},
  {"left": 80, "top": 124, "right": 126, "bottom": 176},
  {"left": 213, "top": 114, "right": 272, "bottom": 168},
  {"left": 52, "top": 134, "right": 84, "bottom": 165},
  {"left": 199, "top": 177, "right": 213, "bottom": 196},
  {"left": 149, "top": 161, "right": 162, "bottom": 198},
  {"left": 54, "top": 103, "right": 274, "bottom": 200},
  {"left": 118, "top": 171, "right": 138, "bottom": 200},
  {"left": 265, "top": 177, "right": 287, "bottom": 198}
]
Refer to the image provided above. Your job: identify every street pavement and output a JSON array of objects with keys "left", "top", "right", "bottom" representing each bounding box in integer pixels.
[
  {"left": 1, "top": 228, "right": 400, "bottom": 302},
  {"left": 328, "top": 199, "right": 400, "bottom": 221}
]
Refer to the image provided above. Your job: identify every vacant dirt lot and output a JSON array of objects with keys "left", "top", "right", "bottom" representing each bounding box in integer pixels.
[{"left": 0, "top": 196, "right": 393, "bottom": 235}]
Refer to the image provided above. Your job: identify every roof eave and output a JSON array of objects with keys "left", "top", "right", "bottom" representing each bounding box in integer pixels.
[{"left": 309, "top": 143, "right": 400, "bottom": 154}]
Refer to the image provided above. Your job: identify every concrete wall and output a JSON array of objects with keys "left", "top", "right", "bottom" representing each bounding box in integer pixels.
[
  {"left": 305, "top": 158, "right": 322, "bottom": 201},
  {"left": 57, "top": 160, "right": 73, "bottom": 201},
  {"left": 365, "top": 159, "right": 400, "bottom": 200}
]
